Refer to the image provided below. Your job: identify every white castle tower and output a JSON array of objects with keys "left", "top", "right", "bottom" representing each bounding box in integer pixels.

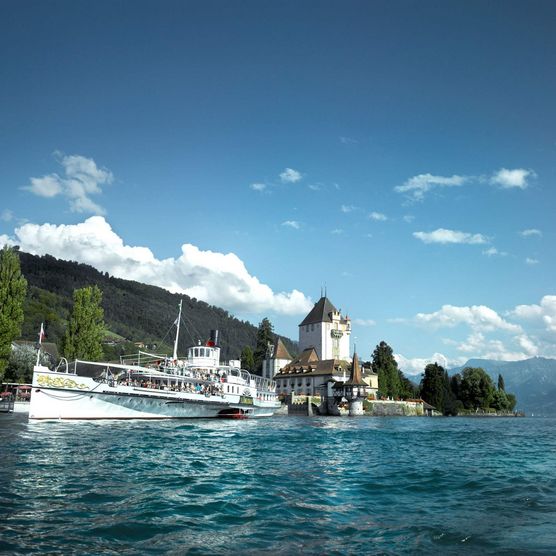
[{"left": 298, "top": 295, "right": 351, "bottom": 361}]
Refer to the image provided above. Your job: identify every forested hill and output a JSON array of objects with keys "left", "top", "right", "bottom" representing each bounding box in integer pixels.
[{"left": 18, "top": 251, "right": 297, "bottom": 362}]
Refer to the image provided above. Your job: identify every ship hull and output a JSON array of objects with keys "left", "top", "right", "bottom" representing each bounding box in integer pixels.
[{"left": 29, "top": 368, "right": 280, "bottom": 420}]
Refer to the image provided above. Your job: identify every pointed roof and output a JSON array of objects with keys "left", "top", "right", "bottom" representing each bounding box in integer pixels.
[
  {"left": 273, "top": 338, "right": 293, "bottom": 360},
  {"left": 299, "top": 296, "right": 338, "bottom": 326},
  {"left": 344, "top": 352, "right": 366, "bottom": 386}
]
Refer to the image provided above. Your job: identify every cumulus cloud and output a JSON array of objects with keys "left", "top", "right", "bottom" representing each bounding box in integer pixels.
[
  {"left": 9, "top": 217, "right": 313, "bottom": 316},
  {"left": 395, "top": 173, "right": 468, "bottom": 200},
  {"left": 279, "top": 168, "right": 302, "bottom": 183},
  {"left": 23, "top": 153, "right": 113, "bottom": 215},
  {"left": 250, "top": 182, "right": 266, "bottom": 192},
  {"left": 281, "top": 220, "right": 300, "bottom": 230},
  {"left": 413, "top": 228, "right": 488, "bottom": 245},
  {"left": 414, "top": 304, "right": 522, "bottom": 333},
  {"left": 511, "top": 295, "right": 556, "bottom": 333},
  {"left": 369, "top": 211, "right": 387, "bottom": 221},
  {"left": 490, "top": 168, "right": 536, "bottom": 189},
  {"left": 525, "top": 257, "right": 539, "bottom": 265},
  {"left": 520, "top": 228, "right": 542, "bottom": 238},
  {"left": 394, "top": 352, "right": 453, "bottom": 375}
]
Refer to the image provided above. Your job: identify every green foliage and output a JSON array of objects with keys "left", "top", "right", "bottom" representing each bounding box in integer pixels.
[
  {"left": 4, "top": 344, "right": 53, "bottom": 384},
  {"left": 61, "top": 286, "right": 105, "bottom": 361},
  {"left": 18, "top": 252, "right": 297, "bottom": 362},
  {"left": 420, "top": 363, "right": 447, "bottom": 412},
  {"left": 498, "top": 373, "right": 505, "bottom": 392},
  {"left": 398, "top": 370, "right": 418, "bottom": 399},
  {"left": 240, "top": 345, "right": 255, "bottom": 372},
  {"left": 372, "top": 341, "right": 401, "bottom": 399},
  {"left": 0, "top": 247, "right": 28, "bottom": 381},
  {"left": 253, "top": 318, "right": 274, "bottom": 373},
  {"left": 459, "top": 367, "right": 496, "bottom": 410}
]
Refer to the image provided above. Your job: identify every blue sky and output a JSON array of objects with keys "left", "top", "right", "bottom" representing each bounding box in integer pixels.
[{"left": 1, "top": 0, "right": 555, "bottom": 373}]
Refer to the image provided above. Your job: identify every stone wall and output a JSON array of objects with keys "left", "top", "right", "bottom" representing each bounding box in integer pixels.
[{"left": 363, "top": 400, "right": 425, "bottom": 416}]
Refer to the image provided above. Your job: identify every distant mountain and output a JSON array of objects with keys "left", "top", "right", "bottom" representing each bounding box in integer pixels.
[
  {"left": 451, "top": 357, "right": 556, "bottom": 415},
  {"left": 17, "top": 251, "right": 297, "bottom": 364}
]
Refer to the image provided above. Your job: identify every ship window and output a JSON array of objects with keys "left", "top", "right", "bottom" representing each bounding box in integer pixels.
[{"left": 194, "top": 348, "right": 199, "bottom": 357}]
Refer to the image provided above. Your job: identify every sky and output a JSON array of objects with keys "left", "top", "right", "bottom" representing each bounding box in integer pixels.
[{"left": 1, "top": 0, "right": 555, "bottom": 374}]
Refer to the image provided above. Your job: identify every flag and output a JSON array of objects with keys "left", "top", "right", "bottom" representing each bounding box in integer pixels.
[{"left": 38, "top": 323, "right": 45, "bottom": 345}]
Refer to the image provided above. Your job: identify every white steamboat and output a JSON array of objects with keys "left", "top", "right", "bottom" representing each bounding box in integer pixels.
[{"left": 29, "top": 302, "right": 281, "bottom": 420}]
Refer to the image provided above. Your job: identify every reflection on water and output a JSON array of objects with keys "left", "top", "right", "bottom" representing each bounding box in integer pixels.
[{"left": 1, "top": 415, "right": 556, "bottom": 554}]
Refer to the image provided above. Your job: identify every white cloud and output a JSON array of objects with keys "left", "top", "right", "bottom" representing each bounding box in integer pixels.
[
  {"left": 279, "top": 168, "right": 302, "bottom": 183},
  {"left": 250, "top": 182, "right": 266, "bottom": 192},
  {"left": 0, "top": 234, "right": 16, "bottom": 247},
  {"left": 1, "top": 209, "right": 13, "bottom": 222},
  {"left": 308, "top": 184, "right": 321, "bottom": 191},
  {"left": 11, "top": 217, "right": 313, "bottom": 316},
  {"left": 413, "top": 228, "right": 488, "bottom": 245},
  {"left": 414, "top": 304, "right": 522, "bottom": 333},
  {"left": 339, "top": 136, "right": 358, "bottom": 145},
  {"left": 403, "top": 215, "right": 414, "bottom": 223},
  {"left": 395, "top": 173, "right": 468, "bottom": 200},
  {"left": 520, "top": 228, "right": 542, "bottom": 238},
  {"left": 525, "top": 257, "right": 539, "bottom": 265},
  {"left": 394, "top": 352, "right": 454, "bottom": 376},
  {"left": 281, "top": 220, "right": 300, "bottom": 230},
  {"left": 352, "top": 318, "right": 376, "bottom": 327},
  {"left": 490, "top": 168, "right": 536, "bottom": 189},
  {"left": 340, "top": 204, "right": 356, "bottom": 213},
  {"left": 23, "top": 153, "right": 113, "bottom": 215},
  {"left": 482, "top": 247, "right": 507, "bottom": 257},
  {"left": 330, "top": 228, "right": 344, "bottom": 235},
  {"left": 511, "top": 295, "right": 556, "bottom": 333},
  {"left": 369, "top": 211, "right": 387, "bottom": 221}
]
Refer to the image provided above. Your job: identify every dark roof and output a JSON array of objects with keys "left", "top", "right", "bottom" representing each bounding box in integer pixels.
[
  {"left": 299, "top": 296, "right": 338, "bottom": 326},
  {"left": 344, "top": 352, "right": 366, "bottom": 386},
  {"left": 273, "top": 338, "right": 293, "bottom": 360},
  {"left": 274, "top": 354, "right": 351, "bottom": 378}
]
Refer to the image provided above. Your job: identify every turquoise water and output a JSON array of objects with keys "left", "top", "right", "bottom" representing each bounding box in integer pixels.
[{"left": 1, "top": 415, "right": 556, "bottom": 555}]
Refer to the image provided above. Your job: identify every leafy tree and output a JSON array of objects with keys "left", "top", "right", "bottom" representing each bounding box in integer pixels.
[
  {"left": 4, "top": 343, "right": 52, "bottom": 383},
  {"left": 506, "top": 392, "right": 517, "bottom": 412},
  {"left": 0, "top": 247, "right": 28, "bottom": 381},
  {"left": 491, "top": 389, "right": 509, "bottom": 412},
  {"left": 497, "top": 374, "right": 505, "bottom": 392},
  {"left": 398, "top": 370, "right": 418, "bottom": 399},
  {"left": 253, "top": 318, "right": 274, "bottom": 373},
  {"left": 61, "top": 285, "right": 105, "bottom": 361},
  {"left": 372, "top": 341, "right": 401, "bottom": 399},
  {"left": 459, "top": 367, "right": 496, "bottom": 410},
  {"left": 420, "top": 363, "right": 446, "bottom": 412},
  {"left": 240, "top": 345, "right": 255, "bottom": 372}
]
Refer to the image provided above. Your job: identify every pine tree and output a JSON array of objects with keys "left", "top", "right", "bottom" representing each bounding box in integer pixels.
[
  {"left": 253, "top": 317, "right": 274, "bottom": 373},
  {"left": 372, "top": 341, "right": 401, "bottom": 399},
  {"left": 497, "top": 373, "right": 505, "bottom": 392},
  {"left": 420, "top": 363, "right": 446, "bottom": 413},
  {"left": 0, "top": 247, "right": 28, "bottom": 381},
  {"left": 61, "top": 285, "right": 105, "bottom": 361},
  {"left": 240, "top": 345, "right": 255, "bottom": 372}
]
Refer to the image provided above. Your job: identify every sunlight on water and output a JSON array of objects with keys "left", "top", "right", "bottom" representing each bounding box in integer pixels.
[{"left": 1, "top": 414, "right": 556, "bottom": 554}]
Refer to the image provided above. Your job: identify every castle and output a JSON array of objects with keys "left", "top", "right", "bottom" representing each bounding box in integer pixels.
[{"left": 263, "top": 295, "right": 378, "bottom": 407}]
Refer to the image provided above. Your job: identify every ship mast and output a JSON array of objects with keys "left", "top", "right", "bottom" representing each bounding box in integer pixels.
[{"left": 172, "top": 299, "right": 183, "bottom": 361}]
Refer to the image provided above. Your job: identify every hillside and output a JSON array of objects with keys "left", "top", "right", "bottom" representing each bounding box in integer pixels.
[
  {"left": 18, "top": 251, "right": 297, "bottom": 363},
  {"left": 452, "top": 357, "right": 556, "bottom": 416}
]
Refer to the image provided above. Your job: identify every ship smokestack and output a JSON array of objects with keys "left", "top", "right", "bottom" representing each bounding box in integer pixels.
[{"left": 207, "top": 330, "right": 219, "bottom": 347}]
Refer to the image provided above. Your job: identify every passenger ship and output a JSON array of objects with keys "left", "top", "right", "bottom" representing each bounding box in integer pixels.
[{"left": 29, "top": 302, "right": 281, "bottom": 420}]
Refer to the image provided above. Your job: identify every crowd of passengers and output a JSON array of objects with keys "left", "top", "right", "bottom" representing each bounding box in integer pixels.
[{"left": 117, "top": 377, "right": 225, "bottom": 397}]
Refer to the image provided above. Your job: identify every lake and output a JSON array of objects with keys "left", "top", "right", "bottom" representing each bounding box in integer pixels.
[{"left": 1, "top": 414, "right": 555, "bottom": 554}]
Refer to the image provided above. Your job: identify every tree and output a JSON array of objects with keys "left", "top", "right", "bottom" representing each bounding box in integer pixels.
[
  {"left": 4, "top": 343, "right": 52, "bottom": 384},
  {"left": 420, "top": 363, "right": 446, "bottom": 412},
  {"left": 459, "top": 367, "right": 496, "bottom": 410},
  {"left": 253, "top": 318, "right": 274, "bottom": 373},
  {"left": 0, "top": 247, "right": 28, "bottom": 381},
  {"left": 61, "top": 285, "right": 105, "bottom": 361},
  {"left": 497, "top": 374, "right": 505, "bottom": 392},
  {"left": 240, "top": 345, "right": 255, "bottom": 372},
  {"left": 398, "top": 370, "right": 418, "bottom": 399},
  {"left": 372, "top": 341, "right": 401, "bottom": 399}
]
